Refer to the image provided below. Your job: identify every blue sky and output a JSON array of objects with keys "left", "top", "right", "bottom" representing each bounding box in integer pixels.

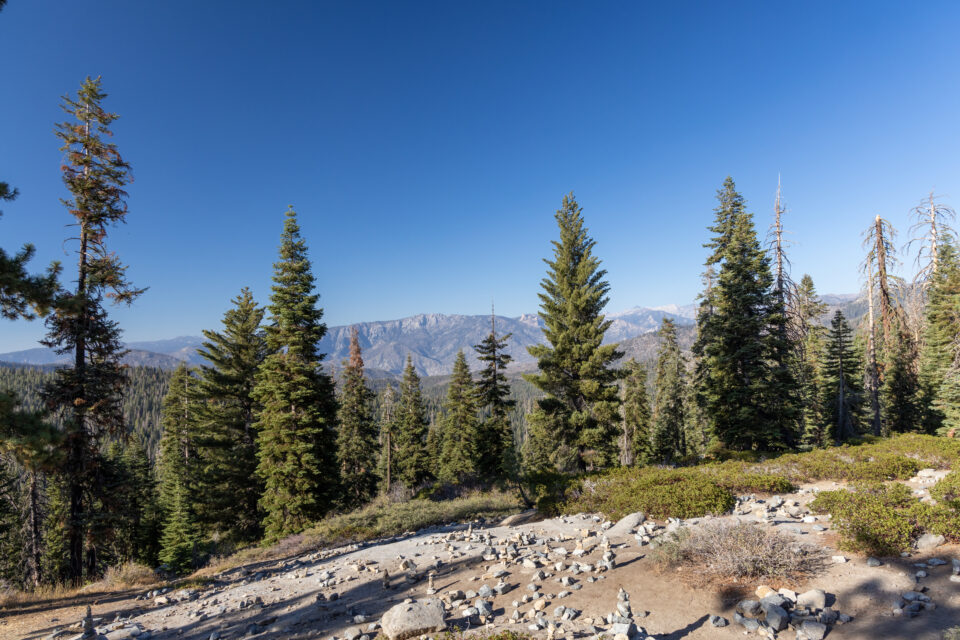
[{"left": 2, "top": 1, "right": 959, "bottom": 352}]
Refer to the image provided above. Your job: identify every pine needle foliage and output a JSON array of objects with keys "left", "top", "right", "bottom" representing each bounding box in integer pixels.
[
  {"left": 194, "top": 288, "right": 267, "bottom": 542},
  {"left": 336, "top": 328, "right": 379, "bottom": 508},
  {"left": 651, "top": 318, "right": 686, "bottom": 463},
  {"left": 693, "top": 177, "right": 797, "bottom": 450},
  {"left": 394, "top": 356, "right": 430, "bottom": 489},
  {"left": 819, "top": 311, "right": 863, "bottom": 443},
  {"left": 41, "top": 77, "right": 142, "bottom": 583},
  {"left": 525, "top": 193, "right": 622, "bottom": 472},
  {"left": 620, "top": 360, "right": 652, "bottom": 466},
  {"left": 253, "top": 207, "right": 338, "bottom": 541},
  {"left": 473, "top": 314, "right": 517, "bottom": 484},
  {"left": 438, "top": 351, "right": 479, "bottom": 484},
  {"left": 918, "top": 240, "right": 960, "bottom": 433}
]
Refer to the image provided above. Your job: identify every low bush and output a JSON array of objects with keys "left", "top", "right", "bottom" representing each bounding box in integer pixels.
[
  {"left": 810, "top": 481, "right": 960, "bottom": 554},
  {"left": 701, "top": 462, "right": 795, "bottom": 494},
  {"left": 930, "top": 470, "right": 960, "bottom": 509},
  {"left": 652, "top": 520, "right": 827, "bottom": 582},
  {"left": 561, "top": 467, "right": 735, "bottom": 520}
]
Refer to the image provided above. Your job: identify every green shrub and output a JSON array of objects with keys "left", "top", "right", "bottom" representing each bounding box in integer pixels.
[
  {"left": 930, "top": 471, "right": 960, "bottom": 509},
  {"left": 908, "top": 502, "right": 960, "bottom": 543},
  {"left": 561, "top": 467, "right": 735, "bottom": 520},
  {"left": 810, "top": 487, "right": 916, "bottom": 555},
  {"left": 702, "top": 462, "right": 795, "bottom": 494},
  {"left": 846, "top": 454, "right": 921, "bottom": 482}
]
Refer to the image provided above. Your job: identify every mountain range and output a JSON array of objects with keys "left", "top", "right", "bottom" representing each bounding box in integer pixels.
[
  {"left": 0, "top": 296, "right": 860, "bottom": 376},
  {"left": 0, "top": 304, "right": 700, "bottom": 376}
]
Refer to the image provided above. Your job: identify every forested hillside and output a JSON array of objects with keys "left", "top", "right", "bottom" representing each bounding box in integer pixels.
[{"left": 2, "top": 73, "right": 959, "bottom": 597}]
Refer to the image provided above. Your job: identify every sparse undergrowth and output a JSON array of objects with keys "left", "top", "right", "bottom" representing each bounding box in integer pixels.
[
  {"left": 197, "top": 491, "right": 521, "bottom": 577},
  {"left": 944, "top": 627, "right": 960, "bottom": 640},
  {"left": 652, "top": 521, "right": 827, "bottom": 583}
]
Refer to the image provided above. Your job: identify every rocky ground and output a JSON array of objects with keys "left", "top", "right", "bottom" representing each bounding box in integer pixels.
[{"left": 3, "top": 475, "right": 959, "bottom": 640}]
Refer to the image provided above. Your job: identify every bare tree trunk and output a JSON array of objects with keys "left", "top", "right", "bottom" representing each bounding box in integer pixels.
[
  {"left": 874, "top": 216, "right": 894, "bottom": 348},
  {"left": 25, "top": 472, "right": 43, "bottom": 587},
  {"left": 866, "top": 261, "right": 882, "bottom": 436}
]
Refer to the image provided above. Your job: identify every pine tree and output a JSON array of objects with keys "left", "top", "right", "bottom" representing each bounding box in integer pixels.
[
  {"left": 41, "top": 477, "right": 70, "bottom": 585},
  {"left": 792, "top": 275, "right": 829, "bottom": 446},
  {"left": 0, "top": 178, "right": 60, "bottom": 586},
  {"left": 693, "top": 178, "right": 793, "bottom": 450},
  {"left": 0, "top": 459, "right": 25, "bottom": 586},
  {"left": 41, "top": 77, "right": 142, "bottom": 583},
  {"left": 524, "top": 193, "right": 622, "bottom": 472},
  {"left": 820, "top": 311, "right": 862, "bottom": 443},
  {"left": 253, "top": 207, "right": 338, "bottom": 540},
  {"left": 437, "top": 351, "right": 479, "bottom": 484},
  {"left": 335, "top": 328, "right": 379, "bottom": 508},
  {"left": 156, "top": 364, "right": 201, "bottom": 513},
  {"left": 120, "top": 441, "right": 161, "bottom": 566},
  {"left": 651, "top": 318, "right": 686, "bottom": 463},
  {"left": 620, "top": 360, "right": 651, "bottom": 466},
  {"left": 1, "top": 184, "right": 59, "bottom": 319},
  {"left": 882, "top": 326, "right": 921, "bottom": 433},
  {"left": 473, "top": 312, "right": 517, "bottom": 484},
  {"left": 194, "top": 288, "right": 267, "bottom": 541},
  {"left": 376, "top": 385, "right": 399, "bottom": 494},
  {"left": 394, "top": 356, "right": 430, "bottom": 488},
  {"left": 918, "top": 240, "right": 960, "bottom": 433},
  {"left": 158, "top": 479, "right": 197, "bottom": 575}
]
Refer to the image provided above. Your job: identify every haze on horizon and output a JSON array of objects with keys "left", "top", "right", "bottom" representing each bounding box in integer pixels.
[{"left": 2, "top": 1, "right": 959, "bottom": 352}]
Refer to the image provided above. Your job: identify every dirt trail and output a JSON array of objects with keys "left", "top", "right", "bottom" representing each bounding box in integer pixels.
[{"left": 2, "top": 483, "right": 958, "bottom": 640}]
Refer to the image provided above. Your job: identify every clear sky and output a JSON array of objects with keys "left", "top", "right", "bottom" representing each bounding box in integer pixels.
[{"left": 2, "top": 1, "right": 959, "bottom": 352}]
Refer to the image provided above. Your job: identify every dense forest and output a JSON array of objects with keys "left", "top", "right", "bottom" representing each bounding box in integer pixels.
[{"left": 2, "top": 75, "right": 959, "bottom": 589}]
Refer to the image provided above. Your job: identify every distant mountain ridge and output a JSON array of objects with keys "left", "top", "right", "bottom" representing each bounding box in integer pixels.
[{"left": 0, "top": 297, "right": 855, "bottom": 376}]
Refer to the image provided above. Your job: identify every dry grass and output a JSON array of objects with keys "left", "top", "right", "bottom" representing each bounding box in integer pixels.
[
  {"left": 0, "top": 562, "right": 160, "bottom": 611},
  {"left": 0, "top": 583, "right": 76, "bottom": 609},
  {"left": 944, "top": 627, "right": 960, "bottom": 640},
  {"left": 653, "top": 520, "right": 828, "bottom": 585},
  {"left": 88, "top": 562, "right": 160, "bottom": 590}
]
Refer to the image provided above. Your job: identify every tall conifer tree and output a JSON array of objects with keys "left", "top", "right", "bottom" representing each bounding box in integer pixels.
[
  {"left": 693, "top": 178, "right": 794, "bottom": 450},
  {"left": 651, "top": 318, "right": 686, "bottom": 463},
  {"left": 335, "top": 328, "right": 379, "bottom": 508},
  {"left": 918, "top": 240, "right": 960, "bottom": 433},
  {"left": 620, "top": 360, "right": 651, "bottom": 466},
  {"left": 157, "top": 364, "right": 201, "bottom": 513},
  {"left": 394, "top": 356, "right": 430, "bottom": 488},
  {"left": 792, "top": 275, "right": 829, "bottom": 446},
  {"left": 473, "top": 312, "right": 516, "bottom": 483},
  {"left": 194, "top": 288, "right": 267, "bottom": 541},
  {"left": 41, "top": 77, "right": 141, "bottom": 582},
  {"left": 819, "top": 311, "right": 863, "bottom": 442},
  {"left": 525, "top": 194, "right": 622, "bottom": 472},
  {"left": 438, "top": 351, "right": 479, "bottom": 484},
  {"left": 253, "top": 208, "right": 338, "bottom": 540}
]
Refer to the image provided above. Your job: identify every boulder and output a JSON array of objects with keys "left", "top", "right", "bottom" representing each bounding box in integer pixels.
[
  {"left": 500, "top": 510, "right": 539, "bottom": 526},
  {"left": 801, "top": 620, "right": 827, "bottom": 640},
  {"left": 380, "top": 599, "right": 447, "bottom": 640},
  {"left": 796, "top": 589, "right": 826, "bottom": 610},
  {"left": 606, "top": 512, "right": 645, "bottom": 539},
  {"left": 916, "top": 533, "right": 945, "bottom": 550}
]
